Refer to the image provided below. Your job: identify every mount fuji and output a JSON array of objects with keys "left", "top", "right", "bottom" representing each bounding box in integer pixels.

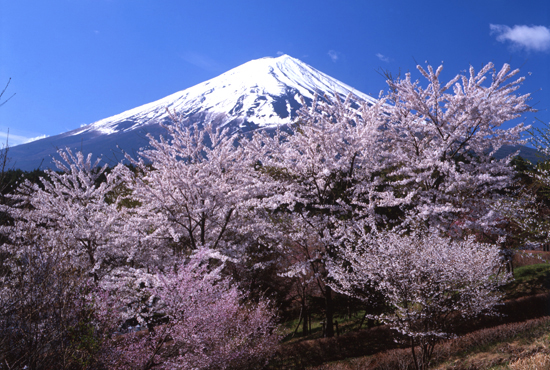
[
  {"left": 8, "top": 55, "right": 539, "bottom": 170},
  {"left": 9, "top": 55, "right": 377, "bottom": 171}
]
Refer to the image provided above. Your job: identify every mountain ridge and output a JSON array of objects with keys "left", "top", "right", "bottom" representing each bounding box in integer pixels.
[
  {"left": 9, "top": 55, "right": 376, "bottom": 171},
  {"left": 67, "top": 54, "right": 377, "bottom": 137}
]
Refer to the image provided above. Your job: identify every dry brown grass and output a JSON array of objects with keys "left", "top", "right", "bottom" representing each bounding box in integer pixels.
[
  {"left": 308, "top": 316, "right": 550, "bottom": 370},
  {"left": 508, "top": 352, "right": 550, "bottom": 369}
]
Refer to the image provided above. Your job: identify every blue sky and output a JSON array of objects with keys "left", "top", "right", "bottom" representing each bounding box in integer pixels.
[{"left": 1, "top": 0, "right": 549, "bottom": 146}]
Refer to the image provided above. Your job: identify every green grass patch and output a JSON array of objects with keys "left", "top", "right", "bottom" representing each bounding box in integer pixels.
[
  {"left": 503, "top": 263, "right": 550, "bottom": 299},
  {"left": 513, "top": 263, "right": 550, "bottom": 281},
  {"left": 280, "top": 311, "right": 373, "bottom": 343}
]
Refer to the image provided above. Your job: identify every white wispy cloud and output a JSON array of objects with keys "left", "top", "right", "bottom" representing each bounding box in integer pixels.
[
  {"left": 376, "top": 53, "right": 390, "bottom": 63},
  {"left": 0, "top": 131, "right": 48, "bottom": 147},
  {"left": 328, "top": 50, "right": 340, "bottom": 62},
  {"left": 490, "top": 24, "right": 550, "bottom": 52},
  {"left": 25, "top": 134, "right": 49, "bottom": 143},
  {"left": 276, "top": 51, "right": 284, "bottom": 56}
]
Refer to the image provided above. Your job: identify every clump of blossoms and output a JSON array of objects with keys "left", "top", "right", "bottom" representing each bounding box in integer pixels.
[
  {"left": 330, "top": 230, "right": 510, "bottom": 370},
  {"left": 98, "top": 249, "right": 280, "bottom": 370}
]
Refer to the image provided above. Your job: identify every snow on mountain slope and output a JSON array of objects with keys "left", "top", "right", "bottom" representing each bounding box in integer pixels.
[
  {"left": 9, "top": 55, "right": 377, "bottom": 171},
  {"left": 73, "top": 54, "right": 377, "bottom": 136}
]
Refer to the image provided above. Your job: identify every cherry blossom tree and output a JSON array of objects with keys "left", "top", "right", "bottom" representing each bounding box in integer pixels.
[
  {"left": 502, "top": 122, "right": 550, "bottom": 247},
  {"left": 380, "top": 62, "right": 532, "bottom": 234},
  {"left": 491, "top": 161, "right": 550, "bottom": 251},
  {"left": 0, "top": 149, "right": 135, "bottom": 369},
  {"left": 0, "top": 244, "right": 102, "bottom": 370},
  {"left": 244, "top": 94, "right": 391, "bottom": 337},
  {"left": 0, "top": 149, "right": 133, "bottom": 281},
  {"left": 99, "top": 249, "right": 279, "bottom": 370},
  {"left": 329, "top": 230, "right": 510, "bottom": 370},
  {"left": 121, "top": 112, "right": 261, "bottom": 260},
  {"left": 245, "top": 62, "right": 531, "bottom": 338},
  {"left": 0, "top": 147, "right": 280, "bottom": 369}
]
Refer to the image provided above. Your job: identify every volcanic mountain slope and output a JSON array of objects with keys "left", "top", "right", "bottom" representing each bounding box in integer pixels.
[{"left": 9, "top": 55, "right": 377, "bottom": 171}]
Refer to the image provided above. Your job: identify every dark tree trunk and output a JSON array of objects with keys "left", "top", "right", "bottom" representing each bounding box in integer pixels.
[
  {"left": 324, "top": 285, "right": 334, "bottom": 337},
  {"left": 302, "top": 299, "right": 308, "bottom": 336}
]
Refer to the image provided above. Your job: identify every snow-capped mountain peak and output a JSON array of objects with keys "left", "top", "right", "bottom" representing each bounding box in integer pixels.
[
  {"left": 75, "top": 54, "right": 376, "bottom": 136},
  {"left": 10, "top": 55, "right": 377, "bottom": 170}
]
